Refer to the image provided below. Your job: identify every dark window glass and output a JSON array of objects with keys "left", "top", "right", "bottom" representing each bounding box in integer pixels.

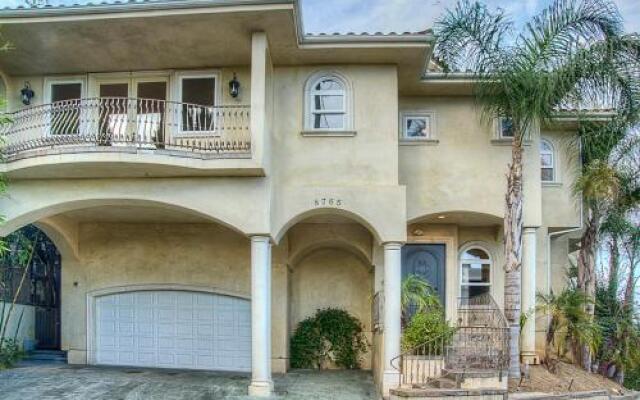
[
  {"left": 181, "top": 77, "right": 215, "bottom": 132},
  {"left": 50, "top": 83, "right": 82, "bottom": 135}
]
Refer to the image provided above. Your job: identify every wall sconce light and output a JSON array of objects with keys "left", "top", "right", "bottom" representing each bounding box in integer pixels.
[
  {"left": 21, "top": 81, "right": 35, "bottom": 105},
  {"left": 229, "top": 73, "right": 240, "bottom": 98}
]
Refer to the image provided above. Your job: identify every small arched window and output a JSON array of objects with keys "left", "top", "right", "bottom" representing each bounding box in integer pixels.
[
  {"left": 460, "top": 246, "right": 492, "bottom": 299},
  {"left": 540, "top": 139, "right": 555, "bottom": 182},
  {"left": 305, "top": 72, "right": 351, "bottom": 131}
]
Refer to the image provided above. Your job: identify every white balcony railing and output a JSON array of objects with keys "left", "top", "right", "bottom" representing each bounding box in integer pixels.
[{"left": 0, "top": 97, "right": 251, "bottom": 159}]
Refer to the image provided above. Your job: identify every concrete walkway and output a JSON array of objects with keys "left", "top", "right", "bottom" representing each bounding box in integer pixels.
[{"left": 0, "top": 364, "right": 378, "bottom": 400}]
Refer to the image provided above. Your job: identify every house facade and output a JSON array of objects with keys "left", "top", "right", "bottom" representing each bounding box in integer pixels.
[{"left": 0, "top": 0, "right": 581, "bottom": 397}]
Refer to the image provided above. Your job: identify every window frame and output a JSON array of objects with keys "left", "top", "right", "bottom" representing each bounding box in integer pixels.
[
  {"left": 540, "top": 138, "right": 556, "bottom": 183},
  {"left": 458, "top": 243, "right": 493, "bottom": 299},
  {"left": 496, "top": 116, "right": 515, "bottom": 139},
  {"left": 44, "top": 76, "right": 87, "bottom": 137},
  {"left": 399, "top": 111, "right": 437, "bottom": 143},
  {"left": 174, "top": 70, "right": 221, "bottom": 137},
  {"left": 303, "top": 71, "right": 353, "bottom": 134}
]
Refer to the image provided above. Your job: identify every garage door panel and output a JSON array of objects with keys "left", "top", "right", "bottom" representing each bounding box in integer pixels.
[{"left": 96, "top": 290, "right": 250, "bottom": 372}]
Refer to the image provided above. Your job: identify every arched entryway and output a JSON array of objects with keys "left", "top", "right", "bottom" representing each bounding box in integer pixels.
[
  {"left": 0, "top": 197, "right": 256, "bottom": 370},
  {"left": 1, "top": 225, "right": 62, "bottom": 352},
  {"left": 277, "top": 213, "right": 377, "bottom": 371}
]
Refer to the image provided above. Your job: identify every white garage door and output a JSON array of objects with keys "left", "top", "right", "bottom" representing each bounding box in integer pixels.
[{"left": 95, "top": 290, "right": 251, "bottom": 371}]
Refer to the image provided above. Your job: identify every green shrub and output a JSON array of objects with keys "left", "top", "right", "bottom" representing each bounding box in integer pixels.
[
  {"left": 0, "top": 339, "right": 23, "bottom": 369},
  {"left": 290, "top": 308, "right": 368, "bottom": 369},
  {"left": 402, "top": 309, "right": 455, "bottom": 351}
]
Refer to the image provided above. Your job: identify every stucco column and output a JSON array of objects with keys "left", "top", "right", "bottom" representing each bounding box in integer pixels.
[
  {"left": 248, "top": 236, "right": 273, "bottom": 397},
  {"left": 521, "top": 227, "right": 539, "bottom": 365},
  {"left": 383, "top": 242, "right": 403, "bottom": 395}
]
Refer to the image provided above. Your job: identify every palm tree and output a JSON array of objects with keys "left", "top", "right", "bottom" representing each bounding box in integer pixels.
[
  {"left": 537, "top": 287, "right": 601, "bottom": 371},
  {"left": 572, "top": 119, "right": 639, "bottom": 368},
  {"left": 401, "top": 274, "right": 442, "bottom": 328},
  {"left": 434, "top": 0, "right": 640, "bottom": 376}
]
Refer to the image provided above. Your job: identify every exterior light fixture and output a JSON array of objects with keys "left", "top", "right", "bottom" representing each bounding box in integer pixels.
[
  {"left": 229, "top": 73, "right": 240, "bottom": 98},
  {"left": 21, "top": 81, "right": 35, "bottom": 105},
  {"left": 437, "top": 215, "right": 446, "bottom": 219}
]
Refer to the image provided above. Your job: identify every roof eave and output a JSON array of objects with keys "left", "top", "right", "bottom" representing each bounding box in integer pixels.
[{"left": 0, "top": 0, "right": 294, "bottom": 19}]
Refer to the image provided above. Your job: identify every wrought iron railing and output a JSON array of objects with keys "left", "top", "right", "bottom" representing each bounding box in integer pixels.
[
  {"left": 0, "top": 97, "right": 251, "bottom": 159},
  {"left": 453, "top": 294, "right": 509, "bottom": 373},
  {"left": 391, "top": 332, "right": 452, "bottom": 388},
  {"left": 392, "top": 293, "right": 509, "bottom": 389}
]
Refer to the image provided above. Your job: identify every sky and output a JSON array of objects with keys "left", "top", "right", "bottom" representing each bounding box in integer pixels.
[{"left": 2, "top": 0, "right": 639, "bottom": 34}]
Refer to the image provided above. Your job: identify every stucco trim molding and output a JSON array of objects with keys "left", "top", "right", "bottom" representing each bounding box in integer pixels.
[{"left": 85, "top": 283, "right": 251, "bottom": 365}]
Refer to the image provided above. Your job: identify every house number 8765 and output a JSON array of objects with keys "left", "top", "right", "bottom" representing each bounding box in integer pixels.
[{"left": 314, "top": 198, "right": 342, "bottom": 207}]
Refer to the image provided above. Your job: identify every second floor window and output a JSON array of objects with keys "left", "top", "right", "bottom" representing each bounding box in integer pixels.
[
  {"left": 499, "top": 117, "right": 515, "bottom": 139},
  {"left": 540, "top": 139, "right": 555, "bottom": 182},
  {"left": 305, "top": 73, "right": 351, "bottom": 131}
]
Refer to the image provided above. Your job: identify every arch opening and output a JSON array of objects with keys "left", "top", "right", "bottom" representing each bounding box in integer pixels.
[{"left": 1, "top": 224, "right": 62, "bottom": 351}]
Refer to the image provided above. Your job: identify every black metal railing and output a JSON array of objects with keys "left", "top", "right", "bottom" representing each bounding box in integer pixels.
[{"left": 0, "top": 97, "right": 251, "bottom": 159}]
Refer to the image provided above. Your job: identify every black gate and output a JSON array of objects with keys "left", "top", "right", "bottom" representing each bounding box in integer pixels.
[{"left": 35, "top": 307, "right": 60, "bottom": 349}]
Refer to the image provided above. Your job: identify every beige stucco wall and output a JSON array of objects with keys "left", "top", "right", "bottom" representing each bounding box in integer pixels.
[
  {"left": 60, "top": 220, "right": 380, "bottom": 373},
  {"left": 399, "top": 96, "right": 541, "bottom": 227},
  {"left": 0, "top": 58, "right": 584, "bottom": 380},
  {"left": 272, "top": 65, "right": 399, "bottom": 187},
  {"left": 541, "top": 129, "right": 582, "bottom": 229},
  {"left": 289, "top": 247, "right": 374, "bottom": 369},
  {"left": 60, "top": 222, "right": 297, "bottom": 370}
]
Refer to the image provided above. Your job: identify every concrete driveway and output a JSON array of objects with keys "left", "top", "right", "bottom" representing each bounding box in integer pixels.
[{"left": 0, "top": 363, "right": 378, "bottom": 400}]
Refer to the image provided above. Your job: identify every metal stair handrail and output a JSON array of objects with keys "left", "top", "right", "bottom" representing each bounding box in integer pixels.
[{"left": 391, "top": 330, "right": 454, "bottom": 387}]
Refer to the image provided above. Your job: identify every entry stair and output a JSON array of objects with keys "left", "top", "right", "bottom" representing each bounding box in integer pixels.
[
  {"left": 23, "top": 349, "right": 67, "bottom": 364},
  {"left": 390, "top": 294, "right": 509, "bottom": 399}
]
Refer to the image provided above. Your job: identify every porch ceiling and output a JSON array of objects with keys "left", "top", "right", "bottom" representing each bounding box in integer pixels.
[
  {"left": 0, "top": 5, "right": 431, "bottom": 95},
  {"left": 412, "top": 211, "right": 503, "bottom": 227},
  {"left": 0, "top": 9, "right": 295, "bottom": 75}
]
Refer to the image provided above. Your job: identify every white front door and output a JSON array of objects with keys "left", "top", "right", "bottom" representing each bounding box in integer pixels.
[{"left": 95, "top": 290, "right": 251, "bottom": 372}]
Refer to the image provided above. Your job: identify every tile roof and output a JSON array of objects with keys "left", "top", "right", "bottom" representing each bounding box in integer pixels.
[
  {"left": 304, "top": 30, "right": 433, "bottom": 37},
  {"left": 2, "top": 0, "right": 164, "bottom": 10}
]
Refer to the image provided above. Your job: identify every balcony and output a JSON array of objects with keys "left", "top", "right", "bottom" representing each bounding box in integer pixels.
[
  {"left": 0, "top": 98, "right": 260, "bottom": 179},
  {"left": 1, "top": 98, "right": 251, "bottom": 160}
]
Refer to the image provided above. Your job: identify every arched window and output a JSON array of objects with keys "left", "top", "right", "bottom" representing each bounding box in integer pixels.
[
  {"left": 540, "top": 139, "right": 555, "bottom": 182},
  {"left": 304, "top": 72, "right": 351, "bottom": 131},
  {"left": 459, "top": 245, "right": 492, "bottom": 299}
]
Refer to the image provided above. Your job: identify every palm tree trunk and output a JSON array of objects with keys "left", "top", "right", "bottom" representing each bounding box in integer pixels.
[
  {"left": 577, "top": 208, "right": 598, "bottom": 371},
  {"left": 504, "top": 137, "right": 524, "bottom": 379},
  {"left": 607, "top": 237, "right": 619, "bottom": 299},
  {"left": 623, "top": 246, "right": 636, "bottom": 309}
]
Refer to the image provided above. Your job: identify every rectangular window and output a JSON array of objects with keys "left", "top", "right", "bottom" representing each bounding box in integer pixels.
[
  {"left": 400, "top": 112, "right": 435, "bottom": 141},
  {"left": 179, "top": 75, "right": 217, "bottom": 134},
  {"left": 499, "top": 117, "right": 514, "bottom": 138},
  {"left": 49, "top": 81, "right": 83, "bottom": 135}
]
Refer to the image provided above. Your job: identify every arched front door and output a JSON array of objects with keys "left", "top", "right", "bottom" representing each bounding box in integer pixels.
[{"left": 402, "top": 244, "right": 446, "bottom": 307}]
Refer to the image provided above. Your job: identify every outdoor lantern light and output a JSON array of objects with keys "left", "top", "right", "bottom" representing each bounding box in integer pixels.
[
  {"left": 21, "top": 81, "right": 35, "bottom": 105},
  {"left": 229, "top": 73, "right": 240, "bottom": 98}
]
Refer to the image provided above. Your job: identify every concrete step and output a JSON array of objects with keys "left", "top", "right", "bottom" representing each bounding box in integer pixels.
[
  {"left": 427, "top": 377, "right": 458, "bottom": 389},
  {"left": 26, "top": 350, "right": 67, "bottom": 363},
  {"left": 390, "top": 387, "right": 507, "bottom": 399}
]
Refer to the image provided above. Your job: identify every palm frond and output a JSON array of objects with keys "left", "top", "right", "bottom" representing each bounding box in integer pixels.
[
  {"left": 433, "top": 0, "right": 511, "bottom": 75},
  {"left": 516, "top": 0, "right": 623, "bottom": 72}
]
